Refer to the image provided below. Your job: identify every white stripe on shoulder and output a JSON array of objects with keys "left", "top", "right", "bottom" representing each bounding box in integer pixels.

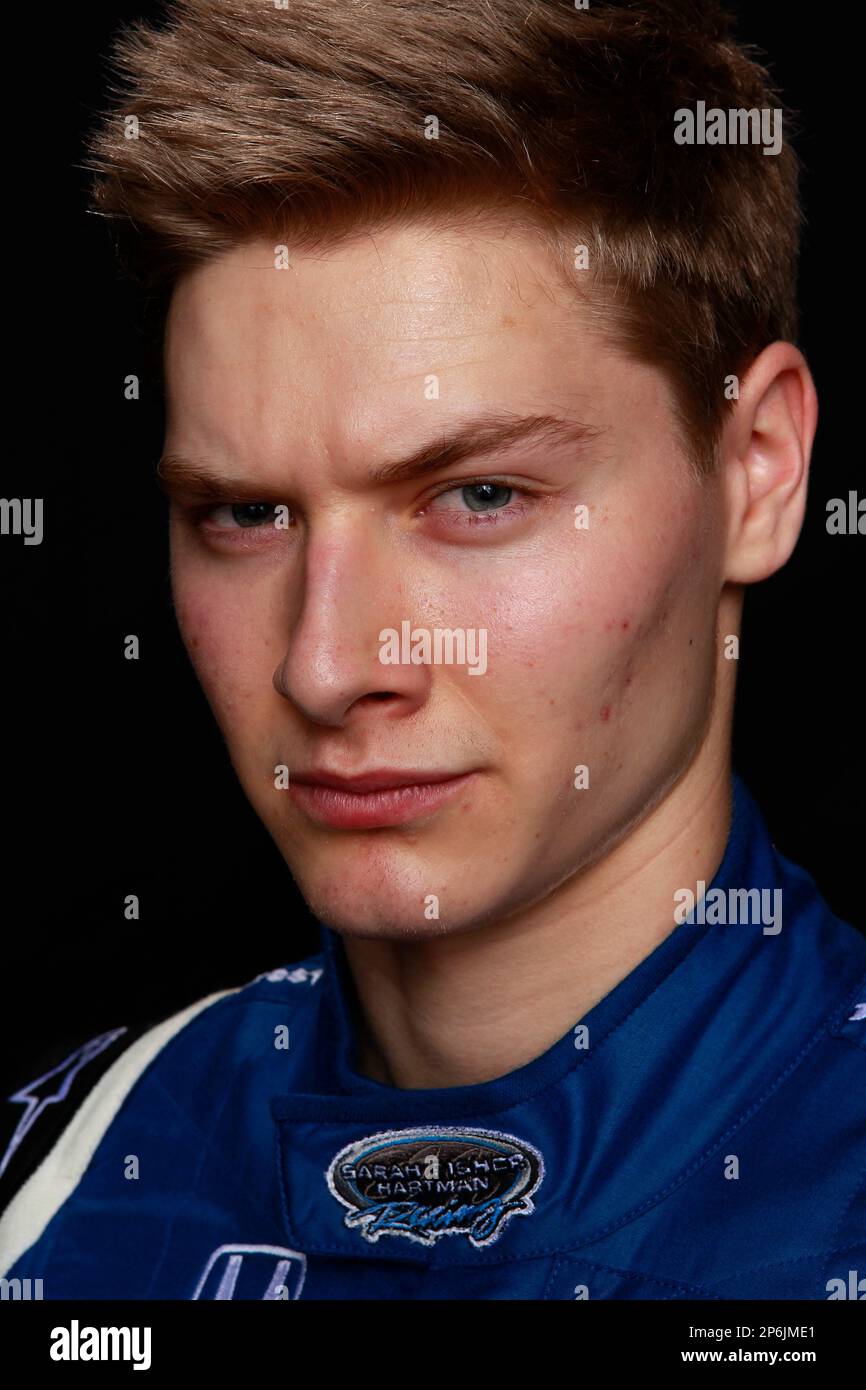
[{"left": 0, "top": 986, "right": 240, "bottom": 1277}]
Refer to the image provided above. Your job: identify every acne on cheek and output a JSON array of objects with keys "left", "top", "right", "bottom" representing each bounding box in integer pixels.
[
  {"left": 595, "top": 554, "right": 713, "bottom": 728},
  {"left": 592, "top": 608, "right": 657, "bottom": 724},
  {"left": 176, "top": 591, "right": 283, "bottom": 733},
  {"left": 176, "top": 587, "right": 248, "bottom": 662},
  {"left": 174, "top": 595, "right": 236, "bottom": 697},
  {"left": 174, "top": 594, "right": 211, "bottom": 661}
]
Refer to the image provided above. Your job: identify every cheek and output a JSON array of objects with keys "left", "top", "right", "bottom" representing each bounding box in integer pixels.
[
  {"left": 474, "top": 534, "right": 661, "bottom": 670},
  {"left": 478, "top": 493, "right": 711, "bottom": 726},
  {"left": 173, "top": 580, "right": 267, "bottom": 727},
  {"left": 574, "top": 499, "right": 720, "bottom": 731}
]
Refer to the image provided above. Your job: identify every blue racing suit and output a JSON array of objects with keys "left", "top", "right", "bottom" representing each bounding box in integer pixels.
[{"left": 1, "top": 773, "right": 864, "bottom": 1300}]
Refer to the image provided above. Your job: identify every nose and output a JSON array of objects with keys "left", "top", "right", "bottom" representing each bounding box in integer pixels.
[{"left": 272, "top": 519, "right": 431, "bottom": 726}]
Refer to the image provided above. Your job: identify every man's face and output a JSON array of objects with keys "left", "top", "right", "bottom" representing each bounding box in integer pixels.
[{"left": 163, "top": 219, "right": 728, "bottom": 938}]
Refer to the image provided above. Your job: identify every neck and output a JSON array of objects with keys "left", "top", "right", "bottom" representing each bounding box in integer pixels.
[{"left": 340, "top": 744, "right": 733, "bottom": 1091}]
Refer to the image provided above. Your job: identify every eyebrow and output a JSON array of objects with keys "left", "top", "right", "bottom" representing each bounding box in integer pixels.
[{"left": 156, "top": 411, "right": 597, "bottom": 500}]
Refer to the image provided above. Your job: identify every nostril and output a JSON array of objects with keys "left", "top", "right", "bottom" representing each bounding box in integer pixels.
[
  {"left": 340, "top": 690, "right": 400, "bottom": 718},
  {"left": 348, "top": 691, "right": 401, "bottom": 711}
]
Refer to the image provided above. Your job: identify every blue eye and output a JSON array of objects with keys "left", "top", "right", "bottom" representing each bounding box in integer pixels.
[
  {"left": 422, "top": 478, "right": 532, "bottom": 528},
  {"left": 460, "top": 483, "right": 513, "bottom": 512},
  {"left": 428, "top": 482, "right": 516, "bottom": 514},
  {"left": 230, "top": 503, "right": 275, "bottom": 527},
  {"left": 206, "top": 503, "right": 277, "bottom": 529}
]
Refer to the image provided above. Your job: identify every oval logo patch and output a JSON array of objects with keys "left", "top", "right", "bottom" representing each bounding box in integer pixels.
[{"left": 326, "top": 1126, "right": 545, "bottom": 1248}]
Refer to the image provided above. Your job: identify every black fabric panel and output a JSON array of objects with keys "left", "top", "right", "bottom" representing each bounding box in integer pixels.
[{"left": 0, "top": 1018, "right": 162, "bottom": 1217}]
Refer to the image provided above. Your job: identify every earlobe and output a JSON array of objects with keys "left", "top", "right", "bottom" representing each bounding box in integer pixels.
[{"left": 722, "top": 342, "right": 818, "bottom": 585}]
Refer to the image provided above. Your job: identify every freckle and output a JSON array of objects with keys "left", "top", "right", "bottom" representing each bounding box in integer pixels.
[{"left": 600, "top": 705, "right": 611, "bottom": 722}]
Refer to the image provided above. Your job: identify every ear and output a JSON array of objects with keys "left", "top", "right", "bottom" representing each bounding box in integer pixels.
[{"left": 721, "top": 342, "right": 818, "bottom": 584}]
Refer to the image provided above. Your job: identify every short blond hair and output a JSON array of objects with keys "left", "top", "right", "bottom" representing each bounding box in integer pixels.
[{"left": 86, "top": 0, "right": 802, "bottom": 472}]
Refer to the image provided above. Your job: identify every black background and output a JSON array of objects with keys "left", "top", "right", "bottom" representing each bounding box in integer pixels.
[{"left": 2, "top": 1, "right": 863, "bottom": 1088}]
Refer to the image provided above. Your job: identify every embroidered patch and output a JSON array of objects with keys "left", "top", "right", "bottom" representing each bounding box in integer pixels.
[{"left": 326, "top": 1126, "right": 545, "bottom": 1248}]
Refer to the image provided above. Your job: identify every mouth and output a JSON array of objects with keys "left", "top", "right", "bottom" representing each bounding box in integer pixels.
[{"left": 287, "top": 768, "right": 478, "bottom": 829}]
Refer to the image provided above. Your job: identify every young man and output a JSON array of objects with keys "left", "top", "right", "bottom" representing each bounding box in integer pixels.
[{"left": 1, "top": 0, "right": 863, "bottom": 1301}]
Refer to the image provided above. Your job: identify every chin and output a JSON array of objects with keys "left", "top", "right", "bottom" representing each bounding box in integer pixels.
[{"left": 292, "top": 862, "right": 501, "bottom": 940}]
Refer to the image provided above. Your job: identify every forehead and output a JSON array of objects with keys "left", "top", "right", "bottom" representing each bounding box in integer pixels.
[
  {"left": 169, "top": 213, "right": 574, "bottom": 320},
  {"left": 162, "top": 219, "right": 661, "bottom": 471}
]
